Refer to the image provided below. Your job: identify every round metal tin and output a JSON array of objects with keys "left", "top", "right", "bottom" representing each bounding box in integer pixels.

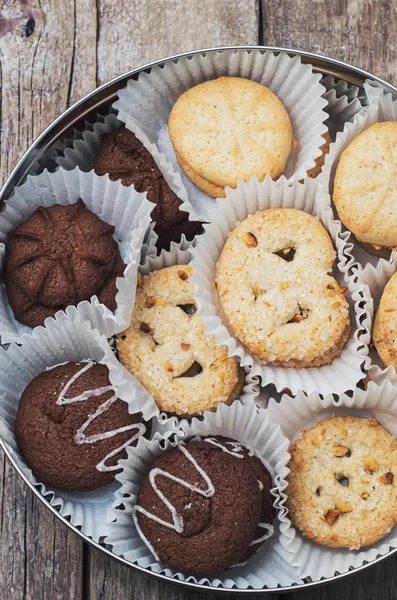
[{"left": 1, "top": 45, "right": 397, "bottom": 593}]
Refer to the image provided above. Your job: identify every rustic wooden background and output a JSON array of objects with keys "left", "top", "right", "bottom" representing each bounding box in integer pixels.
[{"left": 0, "top": 1, "right": 396, "bottom": 598}]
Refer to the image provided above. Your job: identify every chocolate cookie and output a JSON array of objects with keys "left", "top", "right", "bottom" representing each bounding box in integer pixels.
[
  {"left": 4, "top": 200, "right": 125, "bottom": 328},
  {"left": 15, "top": 361, "right": 150, "bottom": 491},
  {"left": 94, "top": 126, "right": 203, "bottom": 250},
  {"left": 135, "top": 436, "right": 274, "bottom": 573}
]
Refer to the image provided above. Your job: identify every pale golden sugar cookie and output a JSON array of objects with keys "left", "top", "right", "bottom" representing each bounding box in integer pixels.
[
  {"left": 287, "top": 416, "right": 397, "bottom": 549},
  {"left": 333, "top": 122, "right": 397, "bottom": 249},
  {"left": 117, "top": 265, "right": 240, "bottom": 416},
  {"left": 175, "top": 151, "right": 226, "bottom": 199},
  {"left": 306, "top": 130, "right": 331, "bottom": 178},
  {"left": 169, "top": 77, "right": 294, "bottom": 196},
  {"left": 216, "top": 208, "right": 350, "bottom": 367},
  {"left": 373, "top": 271, "right": 397, "bottom": 369}
]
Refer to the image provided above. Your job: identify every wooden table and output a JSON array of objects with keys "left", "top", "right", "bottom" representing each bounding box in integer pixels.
[{"left": 0, "top": 1, "right": 396, "bottom": 598}]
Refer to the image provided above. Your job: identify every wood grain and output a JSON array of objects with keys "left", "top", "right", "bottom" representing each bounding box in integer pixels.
[
  {"left": 85, "top": 544, "right": 278, "bottom": 600},
  {"left": 0, "top": 1, "right": 95, "bottom": 599},
  {"left": 261, "top": 0, "right": 397, "bottom": 85},
  {"left": 0, "top": 452, "right": 83, "bottom": 600},
  {"left": 0, "top": 0, "right": 97, "bottom": 185},
  {"left": 96, "top": 0, "right": 258, "bottom": 84}
]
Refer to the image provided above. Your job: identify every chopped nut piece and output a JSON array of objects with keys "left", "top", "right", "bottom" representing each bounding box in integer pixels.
[
  {"left": 181, "top": 343, "right": 191, "bottom": 351},
  {"left": 364, "top": 456, "right": 379, "bottom": 473},
  {"left": 137, "top": 273, "right": 143, "bottom": 287},
  {"left": 292, "top": 314, "right": 303, "bottom": 323},
  {"left": 252, "top": 285, "right": 262, "bottom": 298},
  {"left": 325, "top": 508, "right": 341, "bottom": 525},
  {"left": 333, "top": 445, "right": 350, "bottom": 457},
  {"left": 378, "top": 472, "right": 394, "bottom": 484},
  {"left": 339, "top": 286, "right": 347, "bottom": 293},
  {"left": 145, "top": 297, "right": 156, "bottom": 308},
  {"left": 243, "top": 232, "right": 258, "bottom": 247},
  {"left": 361, "top": 493, "right": 370, "bottom": 501},
  {"left": 178, "top": 270, "right": 188, "bottom": 281},
  {"left": 139, "top": 322, "right": 153, "bottom": 334},
  {"left": 332, "top": 301, "right": 341, "bottom": 309},
  {"left": 282, "top": 247, "right": 291, "bottom": 255},
  {"left": 165, "top": 361, "right": 174, "bottom": 372},
  {"left": 335, "top": 500, "right": 353, "bottom": 513},
  {"left": 156, "top": 298, "right": 167, "bottom": 307}
]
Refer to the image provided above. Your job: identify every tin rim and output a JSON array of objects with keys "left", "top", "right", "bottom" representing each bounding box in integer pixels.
[{"left": 1, "top": 45, "right": 396, "bottom": 593}]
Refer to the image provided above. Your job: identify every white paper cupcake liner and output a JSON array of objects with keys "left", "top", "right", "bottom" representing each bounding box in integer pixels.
[
  {"left": 137, "top": 244, "right": 260, "bottom": 407},
  {"left": 320, "top": 92, "right": 397, "bottom": 269},
  {"left": 266, "top": 381, "right": 397, "bottom": 581},
  {"left": 55, "top": 110, "right": 205, "bottom": 241},
  {"left": 0, "top": 167, "right": 153, "bottom": 343},
  {"left": 113, "top": 49, "right": 328, "bottom": 221},
  {"left": 189, "top": 176, "right": 370, "bottom": 397},
  {"left": 321, "top": 76, "right": 363, "bottom": 139},
  {"left": 105, "top": 400, "right": 302, "bottom": 589},
  {"left": 0, "top": 314, "right": 179, "bottom": 543},
  {"left": 353, "top": 252, "right": 397, "bottom": 386}
]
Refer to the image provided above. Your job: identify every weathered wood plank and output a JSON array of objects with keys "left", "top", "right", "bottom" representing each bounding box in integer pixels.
[
  {"left": 86, "top": 544, "right": 278, "bottom": 600},
  {"left": 95, "top": 0, "right": 259, "bottom": 84},
  {"left": 0, "top": 450, "right": 84, "bottom": 600},
  {"left": 0, "top": 0, "right": 97, "bottom": 185},
  {"left": 261, "top": 0, "right": 397, "bottom": 86},
  {"left": 285, "top": 554, "right": 397, "bottom": 600},
  {"left": 0, "top": 1, "right": 96, "bottom": 599}
]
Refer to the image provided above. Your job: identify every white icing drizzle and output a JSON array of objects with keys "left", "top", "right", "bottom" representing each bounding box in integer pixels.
[
  {"left": 56, "top": 360, "right": 146, "bottom": 472},
  {"left": 249, "top": 522, "right": 274, "bottom": 546},
  {"left": 134, "top": 436, "right": 274, "bottom": 561}
]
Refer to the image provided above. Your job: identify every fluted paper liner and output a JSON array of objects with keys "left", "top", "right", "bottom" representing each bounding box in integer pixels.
[
  {"left": 266, "top": 382, "right": 397, "bottom": 581},
  {"left": 114, "top": 49, "right": 328, "bottom": 222},
  {"left": 136, "top": 245, "right": 260, "bottom": 406},
  {"left": 320, "top": 92, "right": 397, "bottom": 269},
  {"left": 105, "top": 401, "right": 302, "bottom": 589},
  {"left": 55, "top": 110, "right": 205, "bottom": 248},
  {"left": 190, "top": 176, "right": 370, "bottom": 397},
  {"left": 321, "top": 76, "right": 363, "bottom": 139},
  {"left": 0, "top": 167, "right": 153, "bottom": 343},
  {"left": 354, "top": 252, "right": 397, "bottom": 387},
  {"left": 0, "top": 314, "right": 179, "bottom": 542}
]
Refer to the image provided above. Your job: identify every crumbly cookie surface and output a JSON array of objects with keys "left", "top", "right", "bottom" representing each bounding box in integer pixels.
[
  {"left": 373, "top": 271, "right": 397, "bottom": 368},
  {"left": 287, "top": 416, "right": 397, "bottom": 548},
  {"left": 216, "top": 208, "right": 350, "bottom": 367},
  {"left": 333, "top": 122, "right": 397, "bottom": 248},
  {"left": 117, "top": 265, "right": 240, "bottom": 415},
  {"left": 169, "top": 76, "right": 293, "bottom": 192}
]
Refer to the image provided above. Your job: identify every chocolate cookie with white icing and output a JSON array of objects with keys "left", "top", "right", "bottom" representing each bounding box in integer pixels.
[
  {"left": 134, "top": 436, "right": 274, "bottom": 573},
  {"left": 15, "top": 361, "right": 151, "bottom": 491}
]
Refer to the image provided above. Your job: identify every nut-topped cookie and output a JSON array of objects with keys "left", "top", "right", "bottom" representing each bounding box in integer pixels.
[
  {"left": 169, "top": 77, "right": 294, "bottom": 198},
  {"left": 373, "top": 270, "right": 397, "bottom": 368},
  {"left": 134, "top": 436, "right": 274, "bottom": 573},
  {"left": 287, "top": 416, "right": 397, "bottom": 548},
  {"left": 333, "top": 122, "right": 397, "bottom": 250},
  {"left": 117, "top": 265, "right": 242, "bottom": 415},
  {"left": 215, "top": 208, "right": 350, "bottom": 367}
]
